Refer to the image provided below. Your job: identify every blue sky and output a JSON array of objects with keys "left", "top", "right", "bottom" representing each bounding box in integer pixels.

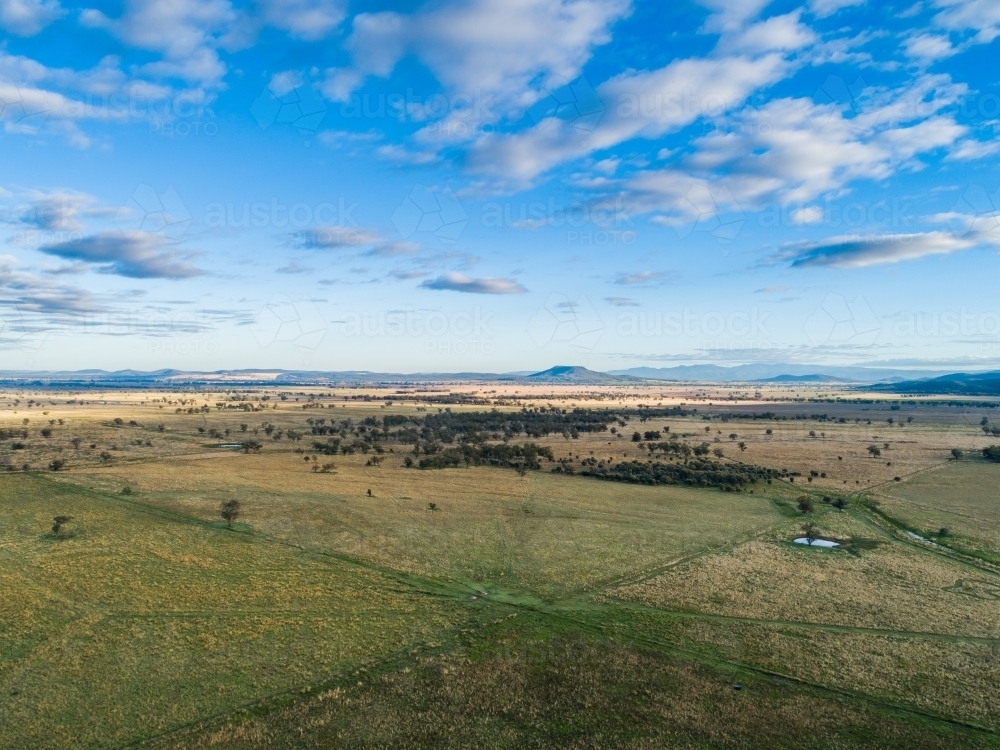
[{"left": 1, "top": 0, "right": 1000, "bottom": 373}]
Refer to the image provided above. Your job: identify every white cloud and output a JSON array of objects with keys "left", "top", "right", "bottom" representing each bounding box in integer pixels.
[
  {"left": 809, "top": 0, "right": 865, "bottom": 18},
  {"left": 696, "top": 0, "right": 772, "bottom": 34},
  {"left": 81, "top": 0, "right": 236, "bottom": 87},
  {"left": 790, "top": 206, "right": 824, "bottom": 224},
  {"left": 420, "top": 272, "right": 526, "bottom": 294},
  {"left": 720, "top": 11, "right": 817, "bottom": 55},
  {"left": 621, "top": 75, "right": 971, "bottom": 219},
  {"left": 933, "top": 0, "right": 1000, "bottom": 44},
  {"left": 0, "top": 0, "right": 63, "bottom": 35},
  {"left": 259, "top": 0, "right": 346, "bottom": 41},
  {"left": 325, "top": 0, "right": 631, "bottom": 119},
  {"left": 467, "top": 52, "right": 787, "bottom": 184},
  {"left": 904, "top": 33, "right": 955, "bottom": 61}
]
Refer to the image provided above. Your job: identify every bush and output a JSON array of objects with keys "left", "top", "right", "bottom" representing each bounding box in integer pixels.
[{"left": 580, "top": 458, "right": 779, "bottom": 490}]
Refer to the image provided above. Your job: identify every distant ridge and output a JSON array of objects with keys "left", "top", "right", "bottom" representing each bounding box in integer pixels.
[
  {"left": 526, "top": 366, "right": 629, "bottom": 384},
  {"left": 758, "top": 374, "right": 853, "bottom": 383},
  {"left": 874, "top": 370, "right": 1000, "bottom": 396},
  {"left": 608, "top": 364, "right": 966, "bottom": 383},
  {"left": 0, "top": 365, "right": 993, "bottom": 388}
]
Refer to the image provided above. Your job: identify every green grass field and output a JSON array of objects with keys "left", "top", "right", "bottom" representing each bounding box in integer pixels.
[{"left": 3, "top": 391, "right": 1000, "bottom": 748}]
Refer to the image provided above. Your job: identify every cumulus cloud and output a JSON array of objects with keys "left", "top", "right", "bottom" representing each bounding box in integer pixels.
[
  {"left": 38, "top": 232, "right": 204, "bottom": 278},
  {"left": 782, "top": 231, "right": 977, "bottom": 268},
  {"left": 0, "top": 0, "right": 63, "bottom": 35},
  {"left": 466, "top": 52, "right": 787, "bottom": 184},
  {"left": 420, "top": 272, "right": 526, "bottom": 294},
  {"left": 809, "top": 0, "right": 865, "bottom": 18},
  {"left": 904, "top": 33, "right": 956, "bottom": 61},
  {"left": 81, "top": 0, "right": 236, "bottom": 87},
  {"left": 621, "top": 75, "right": 972, "bottom": 221},
  {"left": 324, "top": 0, "right": 631, "bottom": 118},
  {"left": 258, "top": 0, "right": 346, "bottom": 40},
  {"left": 933, "top": 0, "right": 1000, "bottom": 44}
]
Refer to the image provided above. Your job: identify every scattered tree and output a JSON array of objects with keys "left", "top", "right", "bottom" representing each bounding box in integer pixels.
[
  {"left": 951, "top": 448, "right": 963, "bottom": 460},
  {"left": 241, "top": 440, "right": 262, "bottom": 454},
  {"left": 51, "top": 515, "right": 72, "bottom": 535},
  {"left": 802, "top": 521, "right": 818, "bottom": 543},
  {"left": 220, "top": 500, "right": 241, "bottom": 529},
  {"left": 797, "top": 496, "right": 814, "bottom": 514}
]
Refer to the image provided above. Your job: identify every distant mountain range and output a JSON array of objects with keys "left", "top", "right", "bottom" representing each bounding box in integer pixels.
[
  {"left": 607, "top": 364, "right": 960, "bottom": 383},
  {"left": 0, "top": 365, "right": 996, "bottom": 391},
  {"left": 525, "top": 366, "right": 632, "bottom": 384},
  {"left": 873, "top": 370, "right": 1000, "bottom": 396}
]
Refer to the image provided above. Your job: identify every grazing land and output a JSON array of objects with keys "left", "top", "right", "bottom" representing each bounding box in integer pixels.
[{"left": 2, "top": 383, "right": 1000, "bottom": 748}]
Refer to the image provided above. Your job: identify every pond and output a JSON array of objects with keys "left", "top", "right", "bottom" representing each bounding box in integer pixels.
[{"left": 793, "top": 537, "right": 840, "bottom": 548}]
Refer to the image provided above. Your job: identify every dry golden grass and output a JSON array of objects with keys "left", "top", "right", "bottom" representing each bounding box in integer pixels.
[
  {"left": 146, "top": 616, "right": 998, "bottom": 750},
  {"left": 3, "top": 385, "right": 1000, "bottom": 748},
  {"left": 671, "top": 617, "right": 1000, "bottom": 730},
  {"left": 56, "top": 449, "right": 791, "bottom": 598},
  {"left": 0, "top": 473, "right": 470, "bottom": 750},
  {"left": 873, "top": 460, "right": 1000, "bottom": 560},
  {"left": 613, "top": 511, "right": 1000, "bottom": 638}
]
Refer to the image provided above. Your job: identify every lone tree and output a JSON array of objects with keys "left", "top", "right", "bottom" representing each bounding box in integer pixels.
[
  {"left": 951, "top": 448, "right": 963, "bottom": 460},
  {"left": 52, "top": 515, "right": 72, "bottom": 535},
  {"left": 797, "top": 496, "right": 814, "bottom": 514},
  {"left": 802, "top": 521, "right": 818, "bottom": 544},
  {"left": 832, "top": 497, "right": 848, "bottom": 512},
  {"left": 983, "top": 445, "right": 1000, "bottom": 463},
  {"left": 241, "top": 440, "right": 262, "bottom": 454},
  {"left": 867, "top": 444, "right": 882, "bottom": 458},
  {"left": 220, "top": 500, "right": 241, "bottom": 529}
]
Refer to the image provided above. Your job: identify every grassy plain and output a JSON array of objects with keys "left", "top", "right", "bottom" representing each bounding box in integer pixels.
[{"left": 1, "top": 383, "right": 999, "bottom": 748}]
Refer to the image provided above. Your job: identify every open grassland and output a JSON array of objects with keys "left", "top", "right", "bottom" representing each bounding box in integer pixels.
[
  {"left": 2, "top": 384, "right": 1000, "bottom": 748},
  {"left": 0, "top": 473, "right": 473, "bottom": 750},
  {"left": 872, "top": 460, "right": 1000, "bottom": 563},
  {"left": 56, "top": 452, "right": 795, "bottom": 599},
  {"left": 612, "top": 510, "right": 1000, "bottom": 638},
  {"left": 144, "top": 615, "right": 997, "bottom": 750}
]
